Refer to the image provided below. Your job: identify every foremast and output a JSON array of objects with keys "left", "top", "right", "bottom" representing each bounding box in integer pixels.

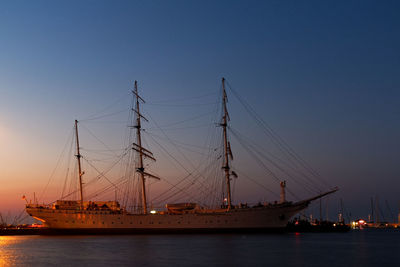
[
  {"left": 74, "top": 120, "right": 84, "bottom": 210},
  {"left": 221, "top": 78, "right": 233, "bottom": 210},
  {"left": 131, "top": 81, "right": 159, "bottom": 214}
]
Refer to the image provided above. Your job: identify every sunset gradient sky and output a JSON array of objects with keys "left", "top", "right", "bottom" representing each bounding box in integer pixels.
[{"left": 0, "top": 0, "right": 399, "bottom": 221}]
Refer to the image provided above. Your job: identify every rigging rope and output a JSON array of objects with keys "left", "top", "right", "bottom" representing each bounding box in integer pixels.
[
  {"left": 80, "top": 92, "right": 130, "bottom": 121},
  {"left": 38, "top": 126, "right": 75, "bottom": 202},
  {"left": 225, "top": 80, "right": 332, "bottom": 190}
]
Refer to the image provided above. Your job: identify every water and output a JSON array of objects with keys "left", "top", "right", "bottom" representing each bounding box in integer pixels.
[{"left": 0, "top": 229, "right": 399, "bottom": 266}]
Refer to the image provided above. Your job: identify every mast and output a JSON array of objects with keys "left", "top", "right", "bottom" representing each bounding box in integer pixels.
[
  {"left": 319, "top": 193, "right": 322, "bottom": 222},
  {"left": 375, "top": 196, "right": 379, "bottom": 224},
  {"left": 75, "top": 120, "right": 84, "bottom": 210},
  {"left": 339, "top": 198, "right": 344, "bottom": 223},
  {"left": 134, "top": 81, "right": 147, "bottom": 214},
  {"left": 221, "top": 77, "right": 232, "bottom": 210},
  {"left": 131, "top": 81, "right": 160, "bottom": 214},
  {"left": 370, "top": 197, "right": 374, "bottom": 223}
]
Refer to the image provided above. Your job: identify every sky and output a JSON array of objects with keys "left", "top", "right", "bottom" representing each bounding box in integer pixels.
[{"left": 0, "top": 0, "right": 399, "bottom": 222}]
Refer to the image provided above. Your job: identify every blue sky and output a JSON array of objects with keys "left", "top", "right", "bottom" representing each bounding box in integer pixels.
[{"left": 0, "top": 0, "right": 399, "bottom": 220}]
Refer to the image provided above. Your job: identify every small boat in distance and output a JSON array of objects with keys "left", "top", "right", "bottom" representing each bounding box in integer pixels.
[{"left": 26, "top": 78, "right": 337, "bottom": 233}]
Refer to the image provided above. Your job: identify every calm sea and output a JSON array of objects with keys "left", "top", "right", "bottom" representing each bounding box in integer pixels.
[{"left": 0, "top": 229, "right": 399, "bottom": 266}]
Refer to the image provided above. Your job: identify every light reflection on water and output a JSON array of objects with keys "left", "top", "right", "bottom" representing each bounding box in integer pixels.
[
  {"left": 0, "top": 236, "right": 19, "bottom": 266},
  {"left": 0, "top": 230, "right": 398, "bottom": 266}
]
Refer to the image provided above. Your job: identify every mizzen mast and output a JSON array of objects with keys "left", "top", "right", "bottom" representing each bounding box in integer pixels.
[
  {"left": 74, "top": 120, "right": 84, "bottom": 210},
  {"left": 221, "top": 77, "right": 233, "bottom": 210},
  {"left": 131, "top": 81, "right": 159, "bottom": 214}
]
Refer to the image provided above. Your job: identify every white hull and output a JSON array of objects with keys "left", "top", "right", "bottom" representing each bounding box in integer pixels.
[{"left": 26, "top": 202, "right": 308, "bottom": 232}]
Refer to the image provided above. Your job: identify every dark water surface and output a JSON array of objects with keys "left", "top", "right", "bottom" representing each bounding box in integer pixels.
[{"left": 0, "top": 229, "right": 399, "bottom": 266}]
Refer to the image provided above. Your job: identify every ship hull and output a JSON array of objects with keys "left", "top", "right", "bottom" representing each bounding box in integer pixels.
[
  {"left": 26, "top": 201, "right": 308, "bottom": 234},
  {"left": 35, "top": 227, "right": 288, "bottom": 235}
]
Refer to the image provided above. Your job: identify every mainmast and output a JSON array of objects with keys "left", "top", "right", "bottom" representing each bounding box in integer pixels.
[
  {"left": 131, "top": 81, "right": 159, "bottom": 214},
  {"left": 75, "top": 120, "right": 84, "bottom": 210},
  {"left": 221, "top": 77, "right": 232, "bottom": 210}
]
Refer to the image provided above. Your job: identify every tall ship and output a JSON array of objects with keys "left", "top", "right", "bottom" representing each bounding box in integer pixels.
[{"left": 26, "top": 78, "right": 337, "bottom": 233}]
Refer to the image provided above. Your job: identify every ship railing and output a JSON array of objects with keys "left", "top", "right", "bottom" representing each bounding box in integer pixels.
[{"left": 25, "top": 203, "right": 53, "bottom": 209}]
